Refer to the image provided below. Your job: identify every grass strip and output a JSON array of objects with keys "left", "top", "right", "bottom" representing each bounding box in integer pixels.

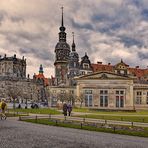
[
  {"left": 73, "top": 114, "right": 148, "bottom": 123},
  {"left": 73, "top": 108, "right": 148, "bottom": 115},
  {"left": 22, "top": 118, "right": 148, "bottom": 138},
  {"left": 9, "top": 108, "right": 60, "bottom": 115}
]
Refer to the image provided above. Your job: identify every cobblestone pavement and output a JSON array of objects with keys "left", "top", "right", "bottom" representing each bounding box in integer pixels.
[{"left": 0, "top": 118, "right": 148, "bottom": 148}]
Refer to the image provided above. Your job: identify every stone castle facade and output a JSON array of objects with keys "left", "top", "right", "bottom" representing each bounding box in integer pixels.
[
  {"left": 0, "top": 8, "right": 148, "bottom": 110},
  {"left": 0, "top": 55, "right": 48, "bottom": 105},
  {"left": 50, "top": 8, "right": 148, "bottom": 110},
  {"left": 0, "top": 54, "right": 26, "bottom": 78}
]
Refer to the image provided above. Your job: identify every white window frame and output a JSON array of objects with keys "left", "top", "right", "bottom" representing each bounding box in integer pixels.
[
  {"left": 116, "top": 90, "right": 124, "bottom": 108},
  {"left": 100, "top": 90, "right": 108, "bottom": 107}
]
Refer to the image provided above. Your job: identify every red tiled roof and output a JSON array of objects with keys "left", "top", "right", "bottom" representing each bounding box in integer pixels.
[
  {"left": 91, "top": 64, "right": 114, "bottom": 72},
  {"left": 35, "top": 73, "right": 49, "bottom": 86},
  {"left": 91, "top": 63, "right": 148, "bottom": 79}
]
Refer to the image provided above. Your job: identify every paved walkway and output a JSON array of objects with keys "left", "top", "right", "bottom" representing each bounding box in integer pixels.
[
  {"left": 70, "top": 111, "right": 148, "bottom": 117},
  {"left": 0, "top": 117, "right": 148, "bottom": 148}
]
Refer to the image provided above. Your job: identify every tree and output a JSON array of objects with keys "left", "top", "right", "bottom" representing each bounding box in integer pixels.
[
  {"left": 67, "top": 92, "right": 76, "bottom": 107},
  {"left": 57, "top": 92, "right": 68, "bottom": 104},
  {"left": 76, "top": 92, "right": 85, "bottom": 108},
  {"left": 7, "top": 86, "right": 22, "bottom": 109}
]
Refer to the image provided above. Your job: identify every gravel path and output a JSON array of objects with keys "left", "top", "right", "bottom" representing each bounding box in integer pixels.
[{"left": 0, "top": 118, "right": 148, "bottom": 148}]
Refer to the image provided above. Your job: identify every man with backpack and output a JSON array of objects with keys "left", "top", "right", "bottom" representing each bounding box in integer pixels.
[{"left": 0, "top": 99, "right": 7, "bottom": 120}]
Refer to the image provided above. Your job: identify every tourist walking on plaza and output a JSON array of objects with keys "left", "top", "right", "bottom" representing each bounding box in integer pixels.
[
  {"left": 67, "top": 104, "right": 72, "bottom": 116},
  {"left": 0, "top": 99, "right": 7, "bottom": 120},
  {"left": 63, "top": 103, "right": 67, "bottom": 116}
]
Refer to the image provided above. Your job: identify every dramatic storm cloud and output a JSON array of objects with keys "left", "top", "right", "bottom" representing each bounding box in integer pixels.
[{"left": 0, "top": 0, "right": 148, "bottom": 77}]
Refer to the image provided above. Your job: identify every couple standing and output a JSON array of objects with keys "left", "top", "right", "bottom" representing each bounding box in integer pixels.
[{"left": 63, "top": 103, "right": 72, "bottom": 116}]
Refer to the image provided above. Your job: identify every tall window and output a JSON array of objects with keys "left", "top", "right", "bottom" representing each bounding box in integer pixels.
[
  {"left": 116, "top": 90, "right": 124, "bottom": 108},
  {"left": 100, "top": 90, "right": 108, "bottom": 107},
  {"left": 136, "top": 91, "right": 142, "bottom": 104},
  {"left": 51, "top": 90, "right": 57, "bottom": 106},
  {"left": 81, "top": 71, "right": 85, "bottom": 75},
  {"left": 84, "top": 90, "right": 93, "bottom": 107},
  {"left": 60, "top": 90, "right": 66, "bottom": 94}
]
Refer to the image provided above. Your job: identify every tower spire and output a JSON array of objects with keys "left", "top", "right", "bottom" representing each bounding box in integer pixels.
[
  {"left": 59, "top": 6, "right": 65, "bottom": 32},
  {"left": 39, "top": 64, "right": 44, "bottom": 74},
  {"left": 72, "top": 32, "right": 76, "bottom": 51},
  {"left": 61, "top": 6, "right": 64, "bottom": 27}
]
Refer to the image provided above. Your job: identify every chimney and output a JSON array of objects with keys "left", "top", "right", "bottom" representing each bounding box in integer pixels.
[
  {"left": 136, "top": 66, "right": 139, "bottom": 69},
  {"left": 97, "top": 61, "right": 102, "bottom": 65}
]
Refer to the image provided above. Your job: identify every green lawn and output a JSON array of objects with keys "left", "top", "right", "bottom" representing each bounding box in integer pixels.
[
  {"left": 73, "top": 114, "right": 148, "bottom": 123},
  {"left": 23, "top": 118, "right": 148, "bottom": 138},
  {"left": 9, "top": 108, "right": 61, "bottom": 115},
  {"left": 73, "top": 108, "right": 148, "bottom": 115}
]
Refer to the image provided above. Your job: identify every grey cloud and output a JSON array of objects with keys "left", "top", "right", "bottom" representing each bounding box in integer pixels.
[
  {"left": 0, "top": 10, "right": 7, "bottom": 24},
  {"left": 138, "top": 52, "right": 148, "bottom": 60},
  {"left": 71, "top": 18, "right": 93, "bottom": 30},
  {"left": 19, "top": 48, "right": 54, "bottom": 61},
  {"left": 118, "top": 36, "right": 143, "bottom": 48},
  {"left": 10, "top": 16, "right": 25, "bottom": 23},
  {"left": 0, "top": 0, "right": 148, "bottom": 76}
]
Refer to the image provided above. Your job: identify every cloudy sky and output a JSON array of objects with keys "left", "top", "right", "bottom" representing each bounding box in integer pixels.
[{"left": 0, "top": 0, "right": 148, "bottom": 77}]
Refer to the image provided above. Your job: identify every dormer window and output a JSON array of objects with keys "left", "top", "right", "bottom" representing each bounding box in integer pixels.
[
  {"left": 81, "top": 71, "right": 85, "bottom": 75},
  {"left": 83, "top": 63, "right": 89, "bottom": 69}
]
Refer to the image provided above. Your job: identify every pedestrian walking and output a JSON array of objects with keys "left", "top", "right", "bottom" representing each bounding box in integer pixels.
[
  {"left": 67, "top": 104, "right": 72, "bottom": 116},
  {"left": 63, "top": 103, "right": 67, "bottom": 116},
  {"left": 0, "top": 99, "right": 7, "bottom": 120}
]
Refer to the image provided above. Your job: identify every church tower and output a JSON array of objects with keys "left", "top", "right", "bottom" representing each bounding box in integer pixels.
[
  {"left": 68, "top": 32, "right": 79, "bottom": 85},
  {"left": 54, "top": 7, "right": 70, "bottom": 85}
]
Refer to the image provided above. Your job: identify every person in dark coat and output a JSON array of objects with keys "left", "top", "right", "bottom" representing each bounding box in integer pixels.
[
  {"left": 67, "top": 104, "right": 72, "bottom": 116},
  {"left": 63, "top": 103, "right": 67, "bottom": 116}
]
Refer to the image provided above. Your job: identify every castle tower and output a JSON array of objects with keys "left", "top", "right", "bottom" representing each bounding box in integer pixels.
[
  {"left": 39, "top": 64, "right": 44, "bottom": 74},
  {"left": 54, "top": 7, "right": 70, "bottom": 85},
  {"left": 68, "top": 32, "right": 79, "bottom": 85}
]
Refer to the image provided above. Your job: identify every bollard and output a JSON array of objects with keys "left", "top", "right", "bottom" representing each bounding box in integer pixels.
[
  {"left": 83, "top": 117, "right": 85, "bottom": 123},
  {"left": 55, "top": 120, "right": 58, "bottom": 125},
  {"left": 19, "top": 116, "right": 21, "bottom": 121},
  {"left": 113, "top": 127, "right": 116, "bottom": 132},
  {"left": 105, "top": 120, "right": 107, "bottom": 124},
  {"left": 142, "top": 118, "right": 144, "bottom": 123},
  {"left": 80, "top": 123, "right": 83, "bottom": 129},
  {"left": 131, "top": 122, "right": 133, "bottom": 127},
  {"left": 35, "top": 115, "right": 38, "bottom": 122},
  {"left": 49, "top": 114, "right": 51, "bottom": 120}
]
